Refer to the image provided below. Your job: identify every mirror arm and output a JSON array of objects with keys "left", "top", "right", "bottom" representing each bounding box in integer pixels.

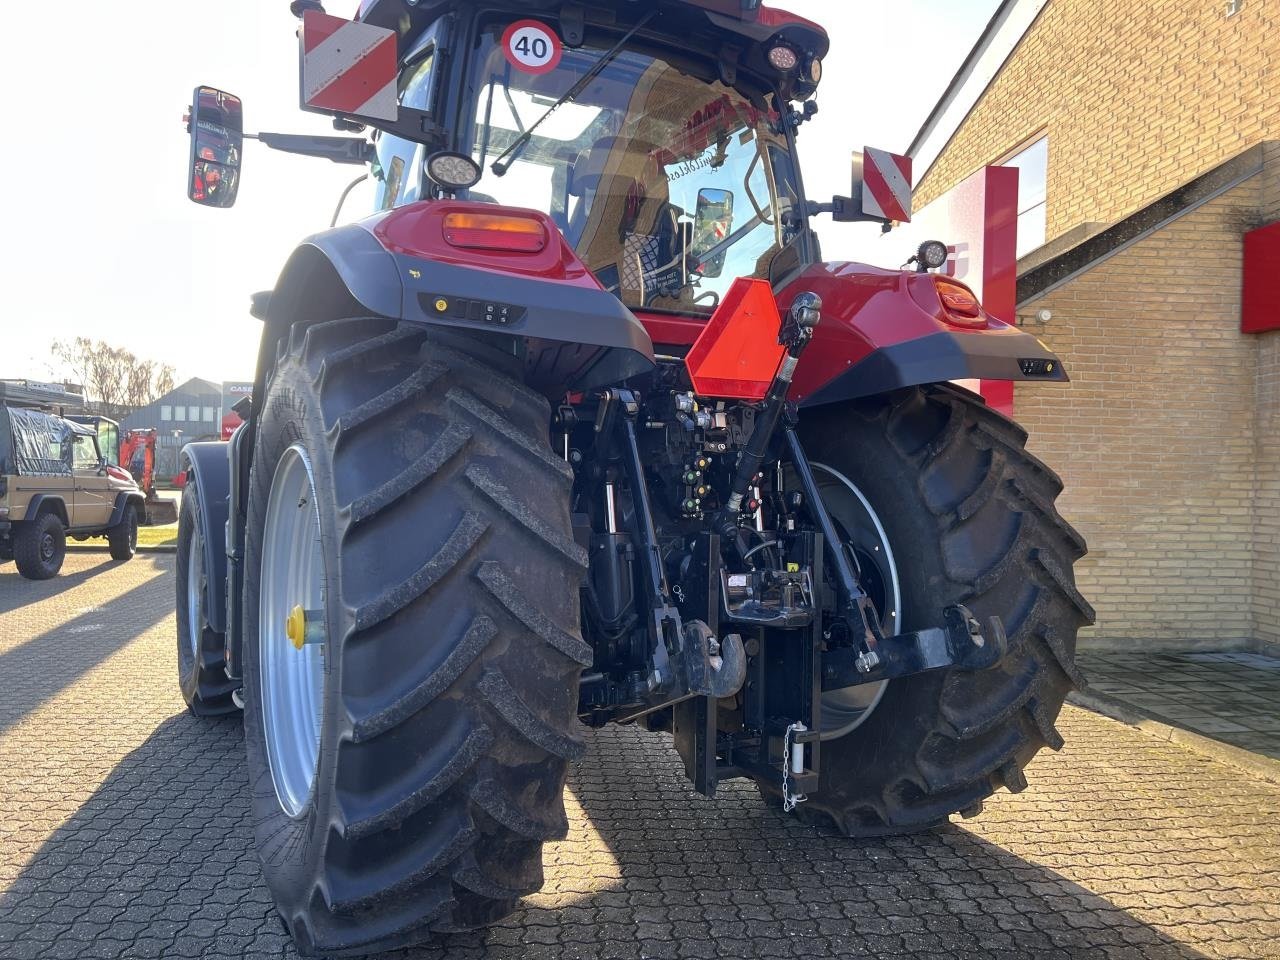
[
  {"left": 249, "top": 132, "right": 375, "bottom": 166},
  {"left": 804, "top": 197, "right": 892, "bottom": 230}
]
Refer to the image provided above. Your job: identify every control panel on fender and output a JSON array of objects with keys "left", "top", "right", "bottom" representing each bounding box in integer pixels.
[
  {"left": 1018, "top": 358, "right": 1057, "bottom": 377},
  {"left": 420, "top": 293, "right": 527, "bottom": 326}
]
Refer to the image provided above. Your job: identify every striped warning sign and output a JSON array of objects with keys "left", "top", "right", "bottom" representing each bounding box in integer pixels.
[
  {"left": 861, "top": 147, "right": 913, "bottom": 224},
  {"left": 301, "top": 11, "right": 398, "bottom": 122}
]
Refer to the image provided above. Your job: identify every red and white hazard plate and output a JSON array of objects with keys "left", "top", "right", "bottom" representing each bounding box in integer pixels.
[
  {"left": 301, "top": 11, "right": 399, "bottom": 122},
  {"left": 861, "top": 147, "right": 913, "bottom": 223}
]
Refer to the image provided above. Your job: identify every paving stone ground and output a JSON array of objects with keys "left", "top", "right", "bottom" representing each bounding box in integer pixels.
[
  {"left": 1077, "top": 650, "right": 1280, "bottom": 760},
  {"left": 2, "top": 553, "right": 1280, "bottom": 960}
]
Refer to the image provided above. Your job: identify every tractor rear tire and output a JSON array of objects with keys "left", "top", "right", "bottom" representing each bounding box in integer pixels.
[
  {"left": 14, "top": 512, "right": 65, "bottom": 580},
  {"left": 176, "top": 481, "right": 240, "bottom": 716},
  {"left": 761, "top": 384, "right": 1093, "bottom": 835},
  {"left": 107, "top": 505, "right": 139, "bottom": 561},
  {"left": 241, "top": 319, "right": 588, "bottom": 957}
]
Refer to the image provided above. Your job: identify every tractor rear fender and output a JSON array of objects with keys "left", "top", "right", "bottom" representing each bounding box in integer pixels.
[
  {"left": 258, "top": 201, "right": 655, "bottom": 398},
  {"left": 776, "top": 262, "right": 1067, "bottom": 407},
  {"left": 180, "top": 442, "right": 231, "bottom": 636}
]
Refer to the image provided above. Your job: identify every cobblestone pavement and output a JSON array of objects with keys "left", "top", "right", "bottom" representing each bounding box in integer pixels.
[
  {"left": 3, "top": 554, "right": 1280, "bottom": 960},
  {"left": 1078, "top": 651, "right": 1280, "bottom": 760}
]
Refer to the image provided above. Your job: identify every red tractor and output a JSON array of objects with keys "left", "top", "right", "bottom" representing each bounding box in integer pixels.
[{"left": 179, "top": 2, "right": 1092, "bottom": 954}]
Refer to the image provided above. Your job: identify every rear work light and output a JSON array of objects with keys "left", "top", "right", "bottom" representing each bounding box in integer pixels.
[
  {"left": 443, "top": 212, "right": 548, "bottom": 253},
  {"left": 933, "top": 278, "right": 986, "bottom": 328}
]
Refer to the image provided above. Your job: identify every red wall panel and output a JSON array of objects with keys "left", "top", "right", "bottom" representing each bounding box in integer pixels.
[{"left": 1243, "top": 221, "right": 1280, "bottom": 334}]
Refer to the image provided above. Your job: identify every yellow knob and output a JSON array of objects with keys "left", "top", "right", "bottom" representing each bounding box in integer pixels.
[{"left": 287, "top": 605, "right": 306, "bottom": 651}]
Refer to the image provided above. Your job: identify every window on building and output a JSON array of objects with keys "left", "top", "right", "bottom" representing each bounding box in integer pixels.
[
  {"left": 1002, "top": 136, "right": 1048, "bottom": 258},
  {"left": 204, "top": 406, "right": 217, "bottom": 423},
  {"left": 174, "top": 405, "right": 186, "bottom": 422},
  {"left": 160, "top": 405, "right": 172, "bottom": 422}
]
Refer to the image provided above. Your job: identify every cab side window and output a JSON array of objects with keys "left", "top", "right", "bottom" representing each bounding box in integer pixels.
[
  {"left": 98, "top": 423, "right": 119, "bottom": 466},
  {"left": 375, "top": 45, "right": 436, "bottom": 211},
  {"left": 72, "top": 435, "right": 99, "bottom": 471}
]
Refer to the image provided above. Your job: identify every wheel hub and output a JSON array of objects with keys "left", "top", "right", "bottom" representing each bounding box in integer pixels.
[
  {"left": 259, "top": 445, "right": 327, "bottom": 819},
  {"left": 187, "top": 533, "right": 204, "bottom": 661}
]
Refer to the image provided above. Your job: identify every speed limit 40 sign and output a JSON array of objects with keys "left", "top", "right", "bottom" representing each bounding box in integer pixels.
[{"left": 502, "top": 20, "right": 563, "bottom": 75}]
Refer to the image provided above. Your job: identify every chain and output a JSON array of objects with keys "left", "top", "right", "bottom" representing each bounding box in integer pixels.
[{"left": 780, "top": 722, "right": 808, "bottom": 813}]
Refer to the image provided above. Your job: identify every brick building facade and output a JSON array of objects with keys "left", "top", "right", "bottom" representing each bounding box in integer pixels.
[{"left": 908, "top": 0, "right": 1279, "bottom": 648}]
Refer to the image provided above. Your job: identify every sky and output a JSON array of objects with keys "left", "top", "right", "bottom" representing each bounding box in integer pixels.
[{"left": 0, "top": 0, "right": 998, "bottom": 386}]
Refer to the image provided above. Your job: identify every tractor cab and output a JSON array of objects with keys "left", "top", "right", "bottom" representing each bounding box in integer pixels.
[
  {"left": 362, "top": 2, "right": 846, "bottom": 316},
  {"left": 190, "top": 1, "right": 899, "bottom": 322},
  {"left": 371, "top": 4, "right": 820, "bottom": 315}
]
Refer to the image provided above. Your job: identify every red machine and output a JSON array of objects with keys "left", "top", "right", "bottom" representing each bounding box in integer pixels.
[
  {"left": 177, "top": 3, "right": 1091, "bottom": 955},
  {"left": 122, "top": 429, "right": 178, "bottom": 525}
]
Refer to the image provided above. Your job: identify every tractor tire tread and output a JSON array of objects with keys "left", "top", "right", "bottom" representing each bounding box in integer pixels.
[
  {"left": 247, "top": 319, "right": 585, "bottom": 956},
  {"left": 769, "top": 384, "right": 1091, "bottom": 837}
]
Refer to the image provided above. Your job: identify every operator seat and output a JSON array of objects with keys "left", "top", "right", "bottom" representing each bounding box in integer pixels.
[{"left": 569, "top": 135, "right": 684, "bottom": 306}]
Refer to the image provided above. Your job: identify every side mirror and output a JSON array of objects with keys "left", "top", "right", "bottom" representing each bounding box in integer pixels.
[
  {"left": 188, "top": 86, "right": 244, "bottom": 208},
  {"left": 693, "top": 188, "right": 735, "bottom": 279}
]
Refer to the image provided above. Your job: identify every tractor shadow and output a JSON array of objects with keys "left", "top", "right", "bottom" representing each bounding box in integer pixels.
[
  {"left": 0, "top": 556, "right": 173, "bottom": 736},
  {"left": 0, "top": 714, "right": 1210, "bottom": 960}
]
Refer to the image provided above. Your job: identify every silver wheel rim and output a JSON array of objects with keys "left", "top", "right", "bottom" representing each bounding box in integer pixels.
[
  {"left": 259, "top": 444, "right": 326, "bottom": 819},
  {"left": 187, "top": 529, "right": 203, "bottom": 661},
  {"left": 810, "top": 462, "right": 901, "bottom": 740}
]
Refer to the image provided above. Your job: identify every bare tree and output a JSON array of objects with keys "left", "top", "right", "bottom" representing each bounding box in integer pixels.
[{"left": 51, "top": 338, "right": 178, "bottom": 422}]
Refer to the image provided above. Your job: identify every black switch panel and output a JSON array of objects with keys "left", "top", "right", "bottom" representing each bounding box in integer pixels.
[{"left": 420, "top": 293, "right": 527, "bottom": 326}]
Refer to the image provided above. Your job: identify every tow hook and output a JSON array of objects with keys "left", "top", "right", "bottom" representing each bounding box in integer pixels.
[
  {"left": 681, "top": 620, "right": 747, "bottom": 698},
  {"left": 286, "top": 605, "right": 325, "bottom": 650}
]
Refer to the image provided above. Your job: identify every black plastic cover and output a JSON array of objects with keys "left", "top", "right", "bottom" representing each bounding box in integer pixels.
[{"left": 2, "top": 408, "right": 91, "bottom": 477}]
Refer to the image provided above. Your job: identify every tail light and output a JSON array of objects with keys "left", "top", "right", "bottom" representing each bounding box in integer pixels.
[
  {"left": 443, "top": 212, "right": 547, "bottom": 253},
  {"left": 933, "top": 278, "right": 986, "bottom": 328}
]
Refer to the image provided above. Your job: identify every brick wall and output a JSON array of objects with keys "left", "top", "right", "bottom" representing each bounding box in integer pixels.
[
  {"left": 916, "top": 0, "right": 1280, "bottom": 243},
  {"left": 1257, "top": 329, "right": 1280, "bottom": 648},
  {"left": 1257, "top": 149, "right": 1280, "bottom": 648},
  {"left": 1016, "top": 182, "right": 1262, "bottom": 644}
]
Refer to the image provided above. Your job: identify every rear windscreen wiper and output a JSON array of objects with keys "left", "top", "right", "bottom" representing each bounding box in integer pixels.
[{"left": 491, "top": 11, "right": 656, "bottom": 176}]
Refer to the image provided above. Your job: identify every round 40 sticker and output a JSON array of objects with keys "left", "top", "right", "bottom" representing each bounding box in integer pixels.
[{"left": 502, "top": 20, "right": 563, "bottom": 75}]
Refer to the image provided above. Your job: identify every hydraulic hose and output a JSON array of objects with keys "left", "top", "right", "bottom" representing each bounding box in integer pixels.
[{"left": 717, "top": 293, "right": 821, "bottom": 558}]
